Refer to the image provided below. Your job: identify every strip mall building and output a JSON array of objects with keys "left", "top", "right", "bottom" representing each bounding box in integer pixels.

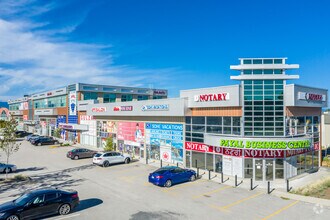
[
  {"left": 83, "top": 58, "right": 328, "bottom": 182},
  {"left": 9, "top": 58, "right": 328, "bottom": 182}
]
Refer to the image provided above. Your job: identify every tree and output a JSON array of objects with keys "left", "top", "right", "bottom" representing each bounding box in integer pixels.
[
  {"left": 103, "top": 136, "right": 115, "bottom": 151},
  {"left": 0, "top": 118, "right": 21, "bottom": 179}
]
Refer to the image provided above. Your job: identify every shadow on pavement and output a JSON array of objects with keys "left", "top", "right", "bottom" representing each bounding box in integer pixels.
[
  {"left": 16, "top": 166, "right": 46, "bottom": 173},
  {"left": 0, "top": 164, "right": 96, "bottom": 196},
  {"left": 75, "top": 198, "right": 103, "bottom": 212}
]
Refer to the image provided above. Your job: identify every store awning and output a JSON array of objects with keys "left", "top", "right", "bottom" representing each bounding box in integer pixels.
[{"left": 59, "top": 123, "right": 88, "bottom": 131}]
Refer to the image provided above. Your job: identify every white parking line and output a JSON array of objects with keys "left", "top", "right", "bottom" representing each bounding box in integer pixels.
[{"left": 51, "top": 213, "right": 81, "bottom": 220}]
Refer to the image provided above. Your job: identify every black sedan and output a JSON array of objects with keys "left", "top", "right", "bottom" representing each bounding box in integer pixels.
[
  {"left": 31, "top": 137, "right": 59, "bottom": 146},
  {"left": 0, "top": 188, "right": 79, "bottom": 220}
]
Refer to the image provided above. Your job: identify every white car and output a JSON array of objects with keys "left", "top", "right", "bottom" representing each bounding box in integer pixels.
[
  {"left": 0, "top": 163, "right": 17, "bottom": 173},
  {"left": 93, "top": 151, "right": 131, "bottom": 167}
]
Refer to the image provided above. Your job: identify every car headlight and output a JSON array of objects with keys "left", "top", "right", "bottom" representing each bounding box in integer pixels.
[{"left": 0, "top": 213, "right": 6, "bottom": 217}]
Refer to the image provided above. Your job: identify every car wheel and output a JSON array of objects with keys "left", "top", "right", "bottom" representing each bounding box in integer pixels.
[
  {"left": 125, "top": 158, "right": 130, "bottom": 164},
  {"left": 6, "top": 215, "right": 19, "bottom": 220},
  {"left": 190, "top": 174, "right": 196, "bottom": 182},
  {"left": 74, "top": 155, "right": 79, "bottom": 160},
  {"left": 58, "top": 203, "right": 71, "bottom": 215},
  {"left": 37, "top": 143, "right": 42, "bottom": 146},
  {"left": 164, "top": 179, "right": 172, "bottom": 188},
  {"left": 54, "top": 141, "right": 59, "bottom": 144},
  {"left": 103, "top": 161, "right": 110, "bottom": 167}
]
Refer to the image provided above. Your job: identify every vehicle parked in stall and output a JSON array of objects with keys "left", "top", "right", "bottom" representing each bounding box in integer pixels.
[
  {"left": 93, "top": 151, "right": 131, "bottom": 167},
  {"left": 31, "top": 137, "right": 59, "bottom": 146},
  {"left": 27, "top": 135, "right": 42, "bottom": 142},
  {"left": 15, "top": 131, "right": 31, "bottom": 138},
  {"left": 0, "top": 188, "right": 79, "bottom": 220},
  {"left": 0, "top": 163, "right": 17, "bottom": 173},
  {"left": 67, "top": 148, "right": 97, "bottom": 160},
  {"left": 148, "top": 166, "right": 196, "bottom": 187}
]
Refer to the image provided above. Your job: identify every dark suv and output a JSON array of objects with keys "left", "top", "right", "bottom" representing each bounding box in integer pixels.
[
  {"left": 0, "top": 188, "right": 79, "bottom": 220},
  {"left": 67, "top": 148, "right": 97, "bottom": 160}
]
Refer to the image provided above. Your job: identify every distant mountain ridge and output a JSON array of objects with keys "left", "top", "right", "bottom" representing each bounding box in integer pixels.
[{"left": 0, "top": 102, "right": 8, "bottom": 108}]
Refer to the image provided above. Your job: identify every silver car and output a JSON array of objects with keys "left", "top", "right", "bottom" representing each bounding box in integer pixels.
[
  {"left": 0, "top": 163, "right": 17, "bottom": 173},
  {"left": 93, "top": 151, "right": 131, "bottom": 167}
]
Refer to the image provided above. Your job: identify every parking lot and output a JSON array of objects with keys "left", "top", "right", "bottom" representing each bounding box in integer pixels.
[{"left": 0, "top": 140, "right": 329, "bottom": 220}]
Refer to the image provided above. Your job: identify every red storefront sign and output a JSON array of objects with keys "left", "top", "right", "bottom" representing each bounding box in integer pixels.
[
  {"left": 185, "top": 142, "right": 214, "bottom": 153},
  {"left": 285, "top": 148, "right": 312, "bottom": 157},
  {"left": 23, "top": 115, "right": 28, "bottom": 121},
  {"left": 244, "top": 149, "right": 285, "bottom": 158},
  {"left": 214, "top": 146, "right": 222, "bottom": 154},
  {"left": 306, "top": 93, "right": 323, "bottom": 101},
  {"left": 222, "top": 147, "right": 242, "bottom": 157},
  {"left": 91, "top": 107, "right": 107, "bottom": 113},
  {"left": 114, "top": 106, "right": 133, "bottom": 111},
  {"left": 194, "top": 93, "right": 229, "bottom": 102}
]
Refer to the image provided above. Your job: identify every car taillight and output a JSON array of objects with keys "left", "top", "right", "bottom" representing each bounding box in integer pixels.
[
  {"left": 97, "top": 158, "right": 102, "bottom": 160},
  {"left": 71, "top": 194, "right": 78, "bottom": 199},
  {"left": 156, "top": 176, "right": 163, "bottom": 179}
]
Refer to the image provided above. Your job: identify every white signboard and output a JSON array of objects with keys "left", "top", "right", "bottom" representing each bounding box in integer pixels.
[
  {"left": 223, "top": 155, "right": 232, "bottom": 176},
  {"left": 160, "top": 146, "right": 171, "bottom": 162},
  {"left": 69, "top": 91, "right": 77, "bottom": 116}
]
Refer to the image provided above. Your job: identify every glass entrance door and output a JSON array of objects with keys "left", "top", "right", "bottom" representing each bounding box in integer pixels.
[
  {"left": 254, "top": 159, "right": 263, "bottom": 181},
  {"left": 265, "top": 159, "right": 274, "bottom": 181}
]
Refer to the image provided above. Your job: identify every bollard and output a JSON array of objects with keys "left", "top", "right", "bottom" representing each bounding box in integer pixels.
[
  {"left": 208, "top": 170, "right": 211, "bottom": 180},
  {"left": 250, "top": 178, "right": 253, "bottom": 190},
  {"left": 177, "top": 162, "right": 179, "bottom": 167},
  {"left": 160, "top": 159, "right": 162, "bottom": 168},
  {"left": 287, "top": 179, "right": 291, "bottom": 192},
  {"left": 197, "top": 167, "right": 200, "bottom": 177},
  {"left": 221, "top": 172, "right": 224, "bottom": 183},
  {"left": 268, "top": 181, "right": 270, "bottom": 194},
  {"left": 235, "top": 175, "right": 237, "bottom": 187},
  {"left": 195, "top": 160, "right": 197, "bottom": 168}
]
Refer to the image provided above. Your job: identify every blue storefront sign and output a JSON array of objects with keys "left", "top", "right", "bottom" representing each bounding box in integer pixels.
[
  {"left": 146, "top": 123, "right": 183, "bottom": 162},
  {"left": 56, "top": 115, "right": 66, "bottom": 127}
]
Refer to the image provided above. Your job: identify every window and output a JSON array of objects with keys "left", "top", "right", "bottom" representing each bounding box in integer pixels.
[
  {"left": 83, "top": 92, "right": 98, "bottom": 100},
  {"left": 83, "top": 86, "right": 98, "bottom": 91},
  {"left": 45, "top": 193, "right": 58, "bottom": 201},
  {"left": 192, "top": 117, "right": 205, "bottom": 125},
  {"left": 263, "top": 59, "right": 273, "bottom": 64},
  {"left": 243, "top": 59, "right": 252, "bottom": 64},
  {"left": 103, "top": 87, "right": 116, "bottom": 92},
  {"left": 121, "top": 94, "right": 133, "bottom": 102},
  {"left": 32, "top": 195, "right": 45, "bottom": 204},
  {"left": 103, "top": 93, "right": 116, "bottom": 103},
  {"left": 253, "top": 59, "right": 262, "bottom": 64},
  {"left": 137, "top": 95, "right": 148, "bottom": 101},
  {"left": 244, "top": 159, "right": 253, "bottom": 178},
  {"left": 274, "top": 59, "right": 283, "bottom": 64},
  {"left": 121, "top": 89, "right": 132, "bottom": 93},
  {"left": 207, "top": 117, "right": 222, "bottom": 125},
  {"left": 34, "top": 95, "right": 66, "bottom": 109}
]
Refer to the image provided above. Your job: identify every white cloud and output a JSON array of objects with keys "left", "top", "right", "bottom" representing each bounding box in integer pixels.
[{"left": 0, "top": 0, "right": 178, "bottom": 101}]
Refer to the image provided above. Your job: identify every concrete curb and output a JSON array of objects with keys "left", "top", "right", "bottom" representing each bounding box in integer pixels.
[{"left": 272, "top": 190, "right": 330, "bottom": 207}]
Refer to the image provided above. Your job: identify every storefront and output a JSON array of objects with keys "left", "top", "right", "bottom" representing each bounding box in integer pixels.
[{"left": 59, "top": 123, "right": 88, "bottom": 142}]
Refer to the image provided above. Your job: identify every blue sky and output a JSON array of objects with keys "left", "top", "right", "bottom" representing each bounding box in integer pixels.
[{"left": 0, "top": 0, "right": 329, "bottom": 103}]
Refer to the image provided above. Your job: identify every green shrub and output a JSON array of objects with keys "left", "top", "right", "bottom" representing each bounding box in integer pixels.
[{"left": 104, "top": 137, "right": 115, "bottom": 151}]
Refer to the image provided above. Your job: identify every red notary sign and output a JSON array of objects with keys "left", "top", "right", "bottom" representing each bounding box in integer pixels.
[
  {"left": 194, "top": 93, "right": 229, "bottom": 102},
  {"left": 222, "top": 147, "right": 242, "bottom": 157},
  {"left": 91, "top": 107, "right": 106, "bottom": 113},
  {"left": 185, "top": 142, "right": 214, "bottom": 153},
  {"left": 244, "top": 149, "right": 285, "bottom": 158}
]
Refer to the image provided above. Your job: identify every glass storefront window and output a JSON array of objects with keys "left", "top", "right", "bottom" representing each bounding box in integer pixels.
[
  {"left": 206, "top": 153, "right": 214, "bottom": 171},
  {"left": 297, "top": 154, "right": 306, "bottom": 175},
  {"left": 207, "top": 117, "right": 222, "bottom": 125},
  {"left": 275, "top": 159, "right": 284, "bottom": 179},
  {"left": 121, "top": 94, "right": 133, "bottom": 102},
  {"left": 313, "top": 150, "right": 319, "bottom": 168},
  {"left": 192, "top": 151, "right": 205, "bottom": 169},
  {"left": 215, "top": 155, "right": 222, "bottom": 173},
  {"left": 244, "top": 159, "right": 253, "bottom": 178},
  {"left": 306, "top": 151, "right": 313, "bottom": 171}
]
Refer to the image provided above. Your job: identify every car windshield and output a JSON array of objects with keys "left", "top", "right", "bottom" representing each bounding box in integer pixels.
[
  {"left": 94, "top": 153, "right": 102, "bottom": 157},
  {"left": 15, "top": 193, "right": 33, "bottom": 206}
]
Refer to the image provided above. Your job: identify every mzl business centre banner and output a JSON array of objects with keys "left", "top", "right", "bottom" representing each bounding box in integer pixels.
[{"left": 145, "top": 123, "right": 184, "bottom": 162}]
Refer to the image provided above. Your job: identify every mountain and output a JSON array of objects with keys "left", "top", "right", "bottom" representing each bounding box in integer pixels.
[{"left": 0, "top": 102, "right": 8, "bottom": 108}]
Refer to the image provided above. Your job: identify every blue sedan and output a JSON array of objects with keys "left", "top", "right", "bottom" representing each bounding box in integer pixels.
[{"left": 148, "top": 166, "right": 197, "bottom": 187}]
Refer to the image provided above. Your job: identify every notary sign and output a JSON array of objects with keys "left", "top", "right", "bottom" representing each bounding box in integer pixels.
[
  {"left": 298, "top": 92, "right": 326, "bottom": 102},
  {"left": 194, "top": 93, "right": 229, "bottom": 102}
]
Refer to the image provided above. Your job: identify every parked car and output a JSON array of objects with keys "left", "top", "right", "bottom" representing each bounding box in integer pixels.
[
  {"left": 148, "top": 166, "right": 196, "bottom": 187},
  {"left": 15, "top": 131, "right": 31, "bottom": 138},
  {"left": 32, "top": 137, "right": 59, "bottom": 146},
  {"left": 67, "top": 148, "right": 97, "bottom": 160},
  {"left": 26, "top": 134, "right": 39, "bottom": 141},
  {"left": 27, "top": 135, "right": 42, "bottom": 142},
  {"left": 0, "top": 163, "right": 17, "bottom": 173},
  {"left": 0, "top": 188, "right": 79, "bottom": 220},
  {"left": 93, "top": 151, "right": 131, "bottom": 167}
]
